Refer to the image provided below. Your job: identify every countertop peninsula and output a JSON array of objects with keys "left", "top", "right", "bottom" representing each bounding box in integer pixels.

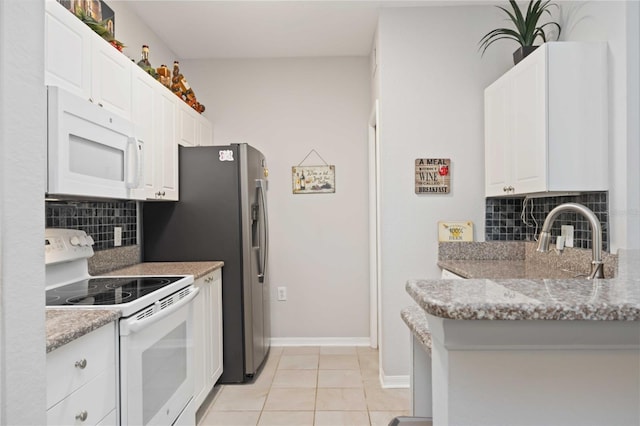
[
  {"left": 409, "top": 245, "right": 637, "bottom": 321},
  {"left": 403, "top": 243, "right": 640, "bottom": 425}
]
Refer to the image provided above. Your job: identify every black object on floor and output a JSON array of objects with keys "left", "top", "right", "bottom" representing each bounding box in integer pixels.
[{"left": 388, "top": 416, "right": 433, "bottom": 426}]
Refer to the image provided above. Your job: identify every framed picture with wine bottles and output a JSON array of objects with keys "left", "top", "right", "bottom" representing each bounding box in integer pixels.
[{"left": 292, "top": 165, "right": 335, "bottom": 194}]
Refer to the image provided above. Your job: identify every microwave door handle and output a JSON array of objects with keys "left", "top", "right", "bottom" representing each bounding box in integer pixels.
[
  {"left": 120, "top": 287, "right": 199, "bottom": 335},
  {"left": 125, "top": 136, "right": 140, "bottom": 189}
]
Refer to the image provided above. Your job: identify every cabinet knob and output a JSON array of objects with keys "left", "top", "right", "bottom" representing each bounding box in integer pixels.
[
  {"left": 161, "top": 191, "right": 166, "bottom": 196},
  {"left": 74, "top": 359, "right": 87, "bottom": 369},
  {"left": 508, "top": 186, "right": 514, "bottom": 192},
  {"left": 75, "top": 410, "right": 88, "bottom": 422},
  {"left": 503, "top": 186, "right": 509, "bottom": 192}
]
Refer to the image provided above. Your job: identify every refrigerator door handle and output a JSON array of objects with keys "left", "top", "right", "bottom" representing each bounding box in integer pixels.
[{"left": 256, "top": 179, "right": 269, "bottom": 283}]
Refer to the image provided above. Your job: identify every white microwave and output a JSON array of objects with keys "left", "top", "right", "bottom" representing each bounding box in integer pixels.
[{"left": 47, "top": 86, "right": 145, "bottom": 200}]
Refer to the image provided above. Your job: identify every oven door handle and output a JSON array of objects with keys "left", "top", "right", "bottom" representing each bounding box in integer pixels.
[{"left": 120, "top": 287, "right": 199, "bottom": 335}]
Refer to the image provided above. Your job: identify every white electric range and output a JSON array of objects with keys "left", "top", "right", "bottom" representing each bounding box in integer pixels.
[{"left": 45, "top": 228, "right": 198, "bottom": 426}]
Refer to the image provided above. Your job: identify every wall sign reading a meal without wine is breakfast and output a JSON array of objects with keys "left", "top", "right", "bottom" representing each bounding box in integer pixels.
[{"left": 415, "top": 158, "right": 450, "bottom": 194}]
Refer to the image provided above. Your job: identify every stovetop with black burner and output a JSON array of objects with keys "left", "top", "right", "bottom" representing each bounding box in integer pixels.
[{"left": 46, "top": 276, "right": 186, "bottom": 307}]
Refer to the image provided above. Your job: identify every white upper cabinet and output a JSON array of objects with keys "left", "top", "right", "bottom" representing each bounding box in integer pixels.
[
  {"left": 178, "top": 102, "right": 213, "bottom": 147},
  {"left": 90, "top": 37, "right": 132, "bottom": 119},
  {"left": 44, "top": 0, "right": 91, "bottom": 100},
  {"left": 45, "top": 0, "right": 131, "bottom": 119},
  {"left": 484, "top": 42, "right": 608, "bottom": 197},
  {"left": 155, "top": 89, "right": 179, "bottom": 201}
]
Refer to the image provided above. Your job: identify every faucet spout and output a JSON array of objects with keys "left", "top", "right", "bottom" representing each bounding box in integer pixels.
[{"left": 536, "top": 203, "right": 604, "bottom": 279}]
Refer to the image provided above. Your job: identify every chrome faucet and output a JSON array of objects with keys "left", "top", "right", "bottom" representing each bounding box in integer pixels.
[{"left": 536, "top": 203, "right": 605, "bottom": 279}]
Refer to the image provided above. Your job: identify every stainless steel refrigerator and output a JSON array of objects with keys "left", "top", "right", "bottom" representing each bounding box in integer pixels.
[{"left": 143, "top": 144, "right": 270, "bottom": 384}]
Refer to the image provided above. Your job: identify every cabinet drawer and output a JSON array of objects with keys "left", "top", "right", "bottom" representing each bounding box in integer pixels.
[
  {"left": 47, "top": 368, "right": 116, "bottom": 426},
  {"left": 47, "top": 323, "right": 115, "bottom": 408}
]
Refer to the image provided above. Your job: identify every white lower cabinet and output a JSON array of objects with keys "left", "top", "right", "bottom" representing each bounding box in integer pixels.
[
  {"left": 193, "top": 269, "right": 223, "bottom": 410},
  {"left": 46, "top": 323, "right": 117, "bottom": 426}
]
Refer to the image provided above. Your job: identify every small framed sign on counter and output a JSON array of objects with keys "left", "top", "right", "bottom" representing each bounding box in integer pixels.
[
  {"left": 438, "top": 221, "right": 474, "bottom": 242},
  {"left": 415, "top": 158, "right": 450, "bottom": 194}
]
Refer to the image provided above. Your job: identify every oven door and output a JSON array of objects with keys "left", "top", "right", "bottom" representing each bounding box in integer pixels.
[
  {"left": 119, "top": 286, "right": 199, "bottom": 426},
  {"left": 47, "top": 85, "right": 145, "bottom": 200}
]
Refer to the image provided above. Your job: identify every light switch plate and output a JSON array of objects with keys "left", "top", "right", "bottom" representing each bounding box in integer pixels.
[{"left": 561, "top": 225, "right": 574, "bottom": 248}]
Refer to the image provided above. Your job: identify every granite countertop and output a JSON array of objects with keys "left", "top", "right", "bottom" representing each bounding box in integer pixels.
[
  {"left": 438, "top": 259, "right": 580, "bottom": 279},
  {"left": 401, "top": 305, "right": 432, "bottom": 356},
  {"left": 46, "top": 309, "right": 120, "bottom": 353},
  {"left": 104, "top": 261, "right": 224, "bottom": 279},
  {"left": 407, "top": 249, "right": 640, "bottom": 321},
  {"left": 46, "top": 261, "right": 224, "bottom": 352}
]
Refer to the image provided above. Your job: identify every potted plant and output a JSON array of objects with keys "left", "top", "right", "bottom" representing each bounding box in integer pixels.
[{"left": 479, "top": 0, "right": 561, "bottom": 65}]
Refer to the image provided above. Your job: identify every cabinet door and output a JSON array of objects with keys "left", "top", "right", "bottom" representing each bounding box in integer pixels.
[
  {"left": 155, "top": 90, "right": 179, "bottom": 200},
  {"left": 210, "top": 270, "right": 223, "bottom": 384},
  {"left": 178, "top": 104, "right": 198, "bottom": 147},
  {"left": 198, "top": 116, "right": 214, "bottom": 146},
  {"left": 131, "top": 66, "right": 158, "bottom": 199},
  {"left": 192, "top": 277, "right": 207, "bottom": 409},
  {"left": 91, "top": 36, "right": 132, "bottom": 119},
  {"left": 484, "top": 77, "right": 512, "bottom": 197},
  {"left": 44, "top": 1, "right": 91, "bottom": 99},
  {"left": 509, "top": 54, "right": 547, "bottom": 194}
]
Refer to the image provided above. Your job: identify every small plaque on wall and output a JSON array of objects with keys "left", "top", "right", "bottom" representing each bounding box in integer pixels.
[
  {"left": 292, "top": 165, "right": 335, "bottom": 194},
  {"left": 415, "top": 158, "right": 450, "bottom": 194}
]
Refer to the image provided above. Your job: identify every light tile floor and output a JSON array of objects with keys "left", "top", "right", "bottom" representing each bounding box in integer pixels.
[{"left": 198, "top": 346, "right": 410, "bottom": 426}]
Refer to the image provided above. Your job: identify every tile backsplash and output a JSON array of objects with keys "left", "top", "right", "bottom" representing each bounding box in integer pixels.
[
  {"left": 485, "top": 192, "right": 609, "bottom": 252},
  {"left": 46, "top": 200, "right": 137, "bottom": 250}
]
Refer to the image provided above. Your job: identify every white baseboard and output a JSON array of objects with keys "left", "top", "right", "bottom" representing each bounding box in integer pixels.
[
  {"left": 380, "top": 368, "right": 410, "bottom": 389},
  {"left": 270, "top": 337, "right": 371, "bottom": 347}
]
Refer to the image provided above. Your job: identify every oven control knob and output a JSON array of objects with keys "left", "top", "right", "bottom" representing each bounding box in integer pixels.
[
  {"left": 86, "top": 235, "right": 95, "bottom": 246},
  {"left": 70, "top": 236, "right": 81, "bottom": 246},
  {"left": 79, "top": 235, "right": 89, "bottom": 246}
]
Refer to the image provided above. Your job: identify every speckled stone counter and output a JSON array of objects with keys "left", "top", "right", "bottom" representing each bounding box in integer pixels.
[
  {"left": 438, "top": 241, "right": 618, "bottom": 279},
  {"left": 104, "top": 261, "right": 224, "bottom": 279},
  {"left": 401, "top": 305, "right": 432, "bottom": 356},
  {"left": 405, "top": 250, "right": 640, "bottom": 425},
  {"left": 46, "top": 309, "right": 120, "bottom": 353},
  {"left": 408, "top": 249, "right": 640, "bottom": 321}
]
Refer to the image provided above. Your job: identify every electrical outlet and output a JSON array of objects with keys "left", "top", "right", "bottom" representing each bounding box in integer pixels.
[
  {"left": 114, "top": 227, "right": 122, "bottom": 247},
  {"left": 277, "top": 286, "right": 287, "bottom": 301},
  {"left": 561, "top": 225, "right": 574, "bottom": 248}
]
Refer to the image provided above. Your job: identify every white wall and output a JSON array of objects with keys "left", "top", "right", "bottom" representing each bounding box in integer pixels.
[
  {"left": 181, "top": 57, "right": 372, "bottom": 342},
  {"left": 376, "top": 6, "right": 516, "bottom": 380},
  {"left": 560, "top": 1, "right": 640, "bottom": 251},
  {"left": 109, "top": 1, "right": 179, "bottom": 77},
  {"left": 0, "top": 0, "right": 47, "bottom": 424}
]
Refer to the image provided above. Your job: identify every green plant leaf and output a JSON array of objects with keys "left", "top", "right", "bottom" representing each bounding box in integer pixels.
[{"left": 479, "top": 0, "right": 561, "bottom": 55}]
